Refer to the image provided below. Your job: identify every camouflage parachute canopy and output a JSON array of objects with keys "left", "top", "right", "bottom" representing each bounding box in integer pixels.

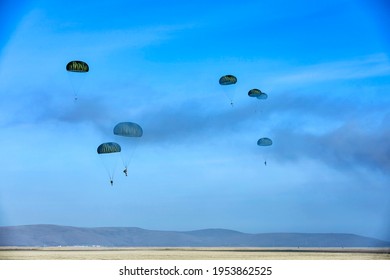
[
  {"left": 66, "top": 60, "right": 89, "bottom": 72},
  {"left": 113, "top": 122, "right": 143, "bottom": 137},
  {"left": 219, "top": 74, "right": 237, "bottom": 85},
  {"left": 248, "top": 89, "right": 268, "bottom": 99},
  {"left": 257, "top": 137, "right": 273, "bottom": 146},
  {"left": 257, "top": 93, "right": 268, "bottom": 100},
  {"left": 97, "top": 142, "right": 121, "bottom": 154}
]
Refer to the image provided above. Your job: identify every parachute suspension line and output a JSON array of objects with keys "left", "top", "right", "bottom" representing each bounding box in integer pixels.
[
  {"left": 106, "top": 156, "right": 120, "bottom": 186},
  {"left": 110, "top": 155, "right": 119, "bottom": 183},
  {"left": 222, "top": 91, "right": 234, "bottom": 107},
  {"left": 99, "top": 155, "right": 118, "bottom": 186},
  {"left": 67, "top": 73, "right": 87, "bottom": 102},
  {"left": 128, "top": 140, "right": 141, "bottom": 164},
  {"left": 253, "top": 102, "right": 259, "bottom": 114},
  {"left": 120, "top": 141, "right": 141, "bottom": 177},
  {"left": 254, "top": 100, "right": 263, "bottom": 114},
  {"left": 109, "top": 172, "right": 115, "bottom": 186},
  {"left": 120, "top": 153, "right": 128, "bottom": 172}
]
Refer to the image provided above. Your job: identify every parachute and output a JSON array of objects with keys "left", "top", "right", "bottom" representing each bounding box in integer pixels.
[
  {"left": 219, "top": 74, "right": 237, "bottom": 85},
  {"left": 66, "top": 61, "right": 89, "bottom": 72},
  {"left": 257, "top": 137, "right": 272, "bottom": 165},
  {"left": 113, "top": 122, "right": 143, "bottom": 176},
  {"left": 97, "top": 142, "right": 121, "bottom": 186},
  {"left": 113, "top": 122, "right": 143, "bottom": 137},
  {"left": 257, "top": 137, "right": 273, "bottom": 146},
  {"left": 219, "top": 74, "right": 237, "bottom": 106},
  {"left": 249, "top": 88, "right": 268, "bottom": 115},
  {"left": 66, "top": 60, "right": 89, "bottom": 101},
  {"left": 97, "top": 142, "right": 121, "bottom": 154},
  {"left": 248, "top": 89, "right": 268, "bottom": 99}
]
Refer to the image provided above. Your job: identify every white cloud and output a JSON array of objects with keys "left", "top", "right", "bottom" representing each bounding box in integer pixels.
[{"left": 269, "top": 53, "right": 390, "bottom": 86}]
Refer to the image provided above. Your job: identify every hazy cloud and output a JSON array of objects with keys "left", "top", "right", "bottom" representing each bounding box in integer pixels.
[
  {"left": 272, "top": 116, "right": 390, "bottom": 175},
  {"left": 269, "top": 54, "right": 390, "bottom": 86}
]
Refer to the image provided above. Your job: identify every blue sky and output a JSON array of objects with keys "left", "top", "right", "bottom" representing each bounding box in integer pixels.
[{"left": 1, "top": 0, "right": 389, "bottom": 241}]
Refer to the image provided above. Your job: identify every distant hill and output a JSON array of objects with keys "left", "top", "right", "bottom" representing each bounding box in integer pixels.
[{"left": 0, "top": 225, "right": 389, "bottom": 247}]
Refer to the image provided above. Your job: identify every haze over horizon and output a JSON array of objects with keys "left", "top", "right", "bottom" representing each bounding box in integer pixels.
[{"left": 0, "top": 0, "right": 389, "bottom": 242}]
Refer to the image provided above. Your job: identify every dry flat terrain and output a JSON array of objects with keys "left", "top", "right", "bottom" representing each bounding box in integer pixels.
[{"left": 1, "top": 247, "right": 389, "bottom": 260}]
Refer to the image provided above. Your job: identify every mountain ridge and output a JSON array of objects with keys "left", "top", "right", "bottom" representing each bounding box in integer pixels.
[{"left": 1, "top": 224, "right": 389, "bottom": 247}]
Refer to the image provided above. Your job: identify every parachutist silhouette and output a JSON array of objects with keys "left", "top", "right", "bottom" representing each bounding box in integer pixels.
[
  {"left": 123, "top": 168, "right": 128, "bottom": 176},
  {"left": 110, "top": 180, "right": 113, "bottom": 186}
]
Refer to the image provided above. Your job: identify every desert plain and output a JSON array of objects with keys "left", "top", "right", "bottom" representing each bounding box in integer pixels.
[{"left": 1, "top": 247, "right": 389, "bottom": 260}]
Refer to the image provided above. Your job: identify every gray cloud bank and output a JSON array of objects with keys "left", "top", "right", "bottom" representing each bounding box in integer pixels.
[{"left": 273, "top": 119, "right": 390, "bottom": 175}]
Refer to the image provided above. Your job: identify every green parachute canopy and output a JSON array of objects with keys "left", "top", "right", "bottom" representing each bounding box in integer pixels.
[
  {"left": 113, "top": 122, "right": 143, "bottom": 137},
  {"left": 66, "top": 60, "right": 89, "bottom": 72},
  {"left": 97, "top": 142, "right": 121, "bottom": 154},
  {"left": 248, "top": 89, "right": 268, "bottom": 99},
  {"left": 219, "top": 74, "right": 237, "bottom": 85},
  {"left": 257, "top": 137, "right": 273, "bottom": 146}
]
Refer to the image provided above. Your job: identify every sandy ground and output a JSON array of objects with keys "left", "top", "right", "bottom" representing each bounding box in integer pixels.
[{"left": 1, "top": 247, "right": 389, "bottom": 260}]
